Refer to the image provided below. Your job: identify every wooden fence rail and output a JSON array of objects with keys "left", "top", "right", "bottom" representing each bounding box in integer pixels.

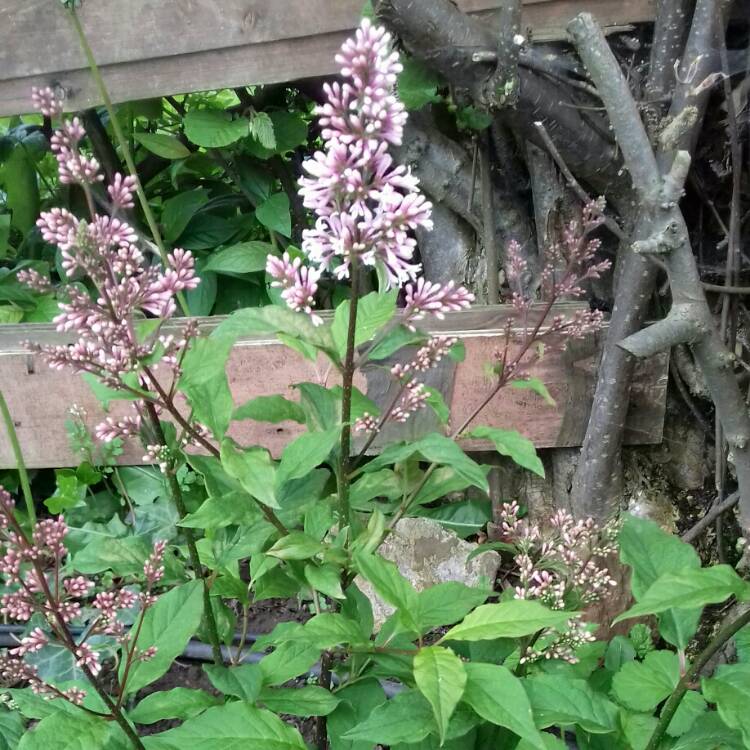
[
  {"left": 0, "top": 0, "right": 655, "bottom": 116},
  {"left": 0, "top": 304, "right": 668, "bottom": 468}
]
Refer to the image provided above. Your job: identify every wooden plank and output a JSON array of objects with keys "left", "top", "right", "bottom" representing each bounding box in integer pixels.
[
  {"left": 0, "top": 0, "right": 655, "bottom": 116},
  {"left": 0, "top": 305, "right": 668, "bottom": 469}
]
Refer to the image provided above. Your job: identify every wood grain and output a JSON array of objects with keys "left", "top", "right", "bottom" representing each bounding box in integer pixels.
[
  {"left": 0, "top": 0, "right": 655, "bottom": 116},
  {"left": 0, "top": 305, "right": 668, "bottom": 468}
]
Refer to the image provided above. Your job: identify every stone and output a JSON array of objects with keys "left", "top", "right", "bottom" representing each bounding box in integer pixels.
[{"left": 356, "top": 517, "right": 501, "bottom": 628}]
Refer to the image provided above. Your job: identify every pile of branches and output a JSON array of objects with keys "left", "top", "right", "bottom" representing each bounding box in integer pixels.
[{"left": 368, "top": 0, "right": 749, "bottom": 539}]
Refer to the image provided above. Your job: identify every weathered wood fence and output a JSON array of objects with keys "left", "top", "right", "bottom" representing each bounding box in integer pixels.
[
  {"left": 0, "top": 0, "right": 655, "bottom": 116},
  {"left": 0, "top": 305, "right": 667, "bottom": 468}
]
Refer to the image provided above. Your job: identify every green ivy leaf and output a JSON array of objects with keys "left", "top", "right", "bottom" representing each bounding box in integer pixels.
[
  {"left": 179, "top": 492, "right": 260, "bottom": 530},
  {"left": 669, "top": 711, "right": 745, "bottom": 750},
  {"left": 248, "top": 111, "right": 276, "bottom": 150},
  {"left": 467, "top": 426, "right": 545, "bottom": 477},
  {"left": 702, "top": 663, "right": 750, "bottom": 746},
  {"left": 413, "top": 646, "right": 467, "bottom": 744},
  {"left": 134, "top": 132, "right": 191, "bottom": 159},
  {"left": 611, "top": 650, "right": 679, "bottom": 712},
  {"left": 398, "top": 58, "right": 442, "bottom": 110},
  {"left": 462, "top": 663, "right": 546, "bottom": 749},
  {"left": 203, "top": 241, "right": 274, "bottom": 274},
  {"left": 183, "top": 109, "right": 250, "bottom": 148},
  {"left": 441, "top": 600, "right": 574, "bottom": 642}
]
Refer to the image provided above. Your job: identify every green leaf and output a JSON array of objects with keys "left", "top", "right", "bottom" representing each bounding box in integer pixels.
[
  {"left": 18, "top": 710, "right": 109, "bottom": 750},
  {"left": 179, "top": 335, "right": 234, "bottom": 439},
  {"left": 618, "top": 514, "right": 702, "bottom": 649},
  {"left": 523, "top": 674, "right": 620, "bottom": 734},
  {"left": 204, "top": 241, "right": 273, "bottom": 274},
  {"left": 220, "top": 438, "right": 279, "bottom": 509},
  {"left": 331, "top": 290, "right": 397, "bottom": 359},
  {"left": 467, "top": 426, "right": 544, "bottom": 477},
  {"left": 670, "top": 711, "right": 745, "bottom": 750},
  {"left": 666, "top": 690, "right": 706, "bottom": 737},
  {"left": 604, "top": 635, "right": 636, "bottom": 672},
  {"left": 203, "top": 663, "right": 263, "bottom": 701},
  {"left": 0, "top": 705, "right": 24, "bottom": 750},
  {"left": 327, "top": 679, "right": 386, "bottom": 750},
  {"left": 305, "top": 563, "right": 346, "bottom": 600},
  {"left": 233, "top": 395, "right": 305, "bottom": 424},
  {"left": 367, "top": 325, "right": 424, "bottom": 360},
  {"left": 441, "top": 600, "right": 573, "bottom": 642},
  {"left": 256, "top": 193, "right": 291, "bottom": 238},
  {"left": 466, "top": 541, "right": 516, "bottom": 561},
  {"left": 71, "top": 534, "right": 151, "bottom": 576},
  {"left": 300, "top": 613, "right": 367, "bottom": 649},
  {"left": 353, "top": 551, "right": 418, "bottom": 628},
  {"left": 134, "top": 132, "right": 190, "bottom": 159},
  {"left": 121, "top": 581, "right": 204, "bottom": 695},
  {"left": 267, "top": 531, "right": 323, "bottom": 561},
  {"left": 702, "top": 663, "right": 750, "bottom": 746},
  {"left": 413, "top": 646, "right": 467, "bottom": 744},
  {"left": 259, "top": 641, "right": 320, "bottom": 686},
  {"left": 248, "top": 111, "right": 276, "bottom": 150},
  {"left": 615, "top": 566, "right": 750, "bottom": 623},
  {"left": 244, "top": 111, "right": 308, "bottom": 159},
  {"left": 259, "top": 686, "right": 340, "bottom": 717},
  {"left": 179, "top": 492, "right": 259, "bottom": 529},
  {"left": 415, "top": 498, "right": 492, "bottom": 538},
  {"left": 343, "top": 690, "right": 435, "bottom": 745},
  {"left": 416, "top": 582, "right": 490, "bottom": 632},
  {"left": 611, "top": 650, "right": 679, "bottom": 712},
  {"left": 129, "top": 688, "right": 221, "bottom": 724},
  {"left": 424, "top": 386, "right": 450, "bottom": 424},
  {"left": 398, "top": 58, "right": 442, "bottom": 110},
  {"left": 162, "top": 188, "right": 209, "bottom": 243},
  {"left": 183, "top": 109, "right": 249, "bottom": 148},
  {"left": 142, "top": 702, "right": 307, "bottom": 750},
  {"left": 621, "top": 711, "right": 658, "bottom": 750},
  {"left": 276, "top": 427, "right": 339, "bottom": 489},
  {"left": 462, "top": 663, "right": 546, "bottom": 749},
  {"left": 510, "top": 378, "right": 556, "bottom": 406},
  {"left": 45, "top": 468, "right": 85, "bottom": 513}
]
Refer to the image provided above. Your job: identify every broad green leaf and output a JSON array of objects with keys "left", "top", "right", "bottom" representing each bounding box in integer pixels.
[
  {"left": 411, "top": 465, "right": 489, "bottom": 507},
  {"left": 670, "top": 711, "right": 745, "bottom": 750},
  {"left": 179, "top": 491, "right": 260, "bottom": 529},
  {"left": 413, "top": 646, "right": 467, "bottom": 744},
  {"left": 666, "top": 690, "right": 706, "bottom": 737},
  {"left": 129, "top": 688, "right": 220, "bottom": 724},
  {"left": 142, "top": 701, "right": 306, "bottom": 750},
  {"left": 275, "top": 427, "right": 339, "bottom": 489},
  {"left": 615, "top": 566, "right": 750, "bottom": 623},
  {"left": 121, "top": 581, "right": 204, "bottom": 695},
  {"left": 179, "top": 334, "right": 234, "bottom": 439},
  {"left": 220, "top": 438, "right": 279, "bottom": 508},
  {"left": 327, "top": 679, "right": 387, "bottom": 750},
  {"left": 467, "top": 426, "right": 544, "bottom": 477},
  {"left": 523, "top": 674, "right": 619, "bottom": 734},
  {"left": 71, "top": 534, "right": 151, "bottom": 576},
  {"left": 611, "top": 650, "right": 679, "bottom": 712},
  {"left": 256, "top": 193, "right": 291, "bottom": 237},
  {"left": 466, "top": 541, "right": 516, "bottom": 561},
  {"left": 233, "top": 395, "right": 305, "bottom": 424},
  {"left": 367, "top": 325, "right": 424, "bottom": 360},
  {"left": 353, "top": 551, "right": 418, "bottom": 630},
  {"left": 462, "top": 663, "right": 546, "bottom": 749},
  {"left": 248, "top": 111, "right": 276, "bottom": 150},
  {"left": 364, "top": 434, "right": 489, "bottom": 494},
  {"left": 244, "top": 110, "right": 308, "bottom": 158},
  {"left": 259, "top": 641, "right": 320, "bottom": 686},
  {"left": 18, "top": 710, "right": 109, "bottom": 750},
  {"left": 331, "top": 290, "right": 397, "bottom": 359},
  {"left": 183, "top": 109, "right": 250, "bottom": 147},
  {"left": 415, "top": 582, "right": 490, "bottom": 631},
  {"left": 343, "top": 690, "right": 435, "bottom": 745},
  {"left": 621, "top": 711, "right": 658, "bottom": 750},
  {"left": 510, "top": 377, "right": 556, "bottom": 406},
  {"left": 618, "top": 514, "right": 702, "bottom": 649},
  {"left": 259, "top": 686, "right": 340, "bottom": 717},
  {"left": 702, "top": 663, "right": 750, "bottom": 746},
  {"left": 267, "top": 531, "right": 323, "bottom": 561},
  {"left": 0, "top": 705, "right": 24, "bottom": 750},
  {"left": 604, "top": 635, "right": 636, "bottom": 672},
  {"left": 82, "top": 372, "right": 149, "bottom": 409},
  {"left": 424, "top": 386, "right": 450, "bottom": 424},
  {"left": 441, "top": 600, "right": 574, "bottom": 642},
  {"left": 296, "top": 382, "right": 340, "bottom": 431},
  {"left": 204, "top": 241, "right": 273, "bottom": 274},
  {"left": 302, "top": 613, "right": 367, "bottom": 649},
  {"left": 398, "top": 58, "right": 442, "bottom": 110},
  {"left": 203, "top": 663, "right": 263, "bottom": 701},
  {"left": 305, "top": 563, "right": 346, "bottom": 599},
  {"left": 162, "top": 188, "right": 209, "bottom": 243},
  {"left": 415, "top": 498, "right": 492, "bottom": 538},
  {"left": 134, "top": 132, "right": 190, "bottom": 159}
]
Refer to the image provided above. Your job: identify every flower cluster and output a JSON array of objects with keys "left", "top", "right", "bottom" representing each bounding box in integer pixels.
[
  {"left": 0, "top": 485, "right": 164, "bottom": 704},
  {"left": 498, "top": 502, "right": 618, "bottom": 663},
  {"left": 21, "top": 88, "right": 201, "bottom": 447},
  {"left": 271, "top": 19, "right": 473, "bottom": 325}
]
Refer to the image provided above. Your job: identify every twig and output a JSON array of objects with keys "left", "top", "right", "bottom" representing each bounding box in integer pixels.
[
  {"left": 480, "top": 132, "right": 499, "bottom": 303},
  {"left": 0, "top": 389, "right": 35, "bottom": 525},
  {"left": 681, "top": 491, "right": 740, "bottom": 543}
]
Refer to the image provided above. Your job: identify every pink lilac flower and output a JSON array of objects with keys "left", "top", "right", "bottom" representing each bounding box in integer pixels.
[
  {"left": 403, "top": 279, "right": 474, "bottom": 325},
  {"left": 354, "top": 412, "right": 379, "bottom": 433},
  {"left": 9, "top": 628, "right": 48, "bottom": 657},
  {"left": 31, "top": 86, "right": 64, "bottom": 117},
  {"left": 266, "top": 253, "right": 323, "bottom": 326},
  {"left": 391, "top": 380, "right": 429, "bottom": 422},
  {"left": 107, "top": 173, "right": 137, "bottom": 210}
]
